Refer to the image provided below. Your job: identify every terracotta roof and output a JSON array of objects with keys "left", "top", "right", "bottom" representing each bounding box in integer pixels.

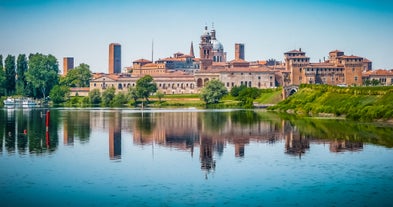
[
  {"left": 363, "top": 58, "right": 372, "bottom": 63},
  {"left": 229, "top": 59, "right": 249, "bottom": 63},
  {"left": 329, "top": 50, "right": 343, "bottom": 53},
  {"left": 339, "top": 55, "right": 363, "bottom": 59},
  {"left": 70, "top": 87, "right": 90, "bottom": 92},
  {"left": 133, "top": 59, "right": 152, "bottom": 63},
  {"left": 364, "top": 69, "right": 393, "bottom": 76}
]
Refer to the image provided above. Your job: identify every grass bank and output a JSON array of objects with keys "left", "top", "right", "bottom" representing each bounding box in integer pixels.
[{"left": 269, "top": 84, "right": 393, "bottom": 121}]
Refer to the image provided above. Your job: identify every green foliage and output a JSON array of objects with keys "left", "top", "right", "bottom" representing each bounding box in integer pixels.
[
  {"left": 5, "top": 55, "right": 16, "bottom": 96},
  {"left": 230, "top": 85, "right": 246, "bottom": 97},
  {"left": 156, "top": 91, "right": 164, "bottom": 103},
  {"left": 271, "top": 84, "right": 393, "bottom": 121},
  {"left": 128, "top": 87, "right": 139, "bottom": 103},
  {"left": 200, "top": 79, "right": 228, "bottom": 104},
  {"left": 50, "top": 85, "right": 70, "bottom": 104},
  {"left": 111, "top": 92, "right": 129, "bottom": 106},
  {"left": 101, "top": 87, "right": 115, "bottom": 106},
  {"left": 136, "top": 75, "right": 157, "bottom": 102},
  {"left": 25, "top": 53, "right": 59, "bottom": 99},
  {"left": 61, "top": 63, "right": 91, "bottom": 87},
  {"left": 16, "top": 54, "right": 28, "bottom": 96},
  {"left": 0, "top": 55, "right": 5, "bottom": 96},
  {"left": 89, "top": 89, "right": 101, "bottom": 105}
]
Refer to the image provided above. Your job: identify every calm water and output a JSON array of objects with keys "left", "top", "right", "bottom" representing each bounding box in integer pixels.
[{"left": 0, "top": 108, "right": 392, "bottom": 206}]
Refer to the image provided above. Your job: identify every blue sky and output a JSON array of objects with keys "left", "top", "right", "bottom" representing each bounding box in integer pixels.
[{"left": 1, "top": 0, "right": 393, "bottom": 73}]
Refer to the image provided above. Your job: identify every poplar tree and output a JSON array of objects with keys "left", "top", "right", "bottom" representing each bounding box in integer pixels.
[
  {"left": 16, "top": 54, "right": 28, "bottom": 96},
  {"left": 0, "top": 55, "right": 5, "bottom": 96},
  {"left": 5, "top": 55, "right": 16, "bottom": 96}
]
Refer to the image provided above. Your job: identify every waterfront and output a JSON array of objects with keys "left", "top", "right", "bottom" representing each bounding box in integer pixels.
[{"left": 0, "top": 108, "right": 393, "bottom": 206}]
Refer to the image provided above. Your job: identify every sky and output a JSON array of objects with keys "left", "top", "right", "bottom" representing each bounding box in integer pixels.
[{"left": 1, "top": 0, "right": 393, "bottom": 73}]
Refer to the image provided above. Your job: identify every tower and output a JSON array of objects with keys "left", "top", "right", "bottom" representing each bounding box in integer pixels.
[
  {"left": 109, "top": 43, "right": 121, "bottom": 74},
  {"left": 235, "top": 43, "right": 245, "bottom": 60},
  {"left": 199, "top": 26, "right": 213, "bottom": 70},
  {"left": 190, "top": 41, "right": 195, "bottom": 58},
  {"left": 63, "top": 57, "right": 74, "bottom": 76}
]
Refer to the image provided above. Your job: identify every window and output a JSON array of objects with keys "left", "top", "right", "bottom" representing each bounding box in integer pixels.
[
  {"left": 249, "top": 81, "right": 252, "bottom": 87},
  {"left": 355, "top": 76, "right": 358, "bottom": 81},
  {"left": 258, "top": 76, "right": 261, "bottom": 80}
]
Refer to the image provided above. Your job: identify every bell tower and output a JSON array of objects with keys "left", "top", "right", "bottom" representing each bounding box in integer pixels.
[{"left": 199, "top": 26, "right": 213, "bottom": 70}]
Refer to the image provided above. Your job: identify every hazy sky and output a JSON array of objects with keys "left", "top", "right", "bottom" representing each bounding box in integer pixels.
[{"left": 1, "top": 0, "right": 393, "bottom": 73}]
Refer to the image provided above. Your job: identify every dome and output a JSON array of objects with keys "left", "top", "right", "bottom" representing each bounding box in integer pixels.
[{"left": 212, "top": 39, "right": 223, "bottom": 51}]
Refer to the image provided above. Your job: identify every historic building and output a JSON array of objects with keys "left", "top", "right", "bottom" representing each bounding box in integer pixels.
[
  {"left": 109, "top": 43, "right": 121, "bottom": 74},
  {"left": 90, "top": 26, "right": 277, "bottom": 95},
  {"left": 284, "top": 49, "right": 370, "bottom": 86},
  {"left": 363, "top": 69, "right": 393, "bottom": 86},
  {"left": 63, "top": 57, "right": 74, "bottom": 76}
]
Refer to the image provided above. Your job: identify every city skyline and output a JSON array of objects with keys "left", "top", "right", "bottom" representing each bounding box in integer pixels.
[{"left": 1, "top": 0, "right": 393, "bottom": 73}]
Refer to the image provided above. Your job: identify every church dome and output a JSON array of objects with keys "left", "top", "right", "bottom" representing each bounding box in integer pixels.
[{"left": 212, "top": 39, "right": 223, "bottom": 51}]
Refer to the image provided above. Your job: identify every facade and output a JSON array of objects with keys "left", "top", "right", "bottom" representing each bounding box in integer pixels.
[
  {"left": 109, "top": 43, "right": 121, "bottom": 74},
  {"left": 285, "top": 49, "right": 368, "bottom": 86},
  {"left": 363, "top": 69, "right": 393, "bottom": 86},
  {"left": 63, "top": 57, "right": 74, "bottom": 76}
]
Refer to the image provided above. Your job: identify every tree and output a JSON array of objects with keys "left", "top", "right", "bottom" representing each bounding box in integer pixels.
[
  {"left": 49, "top": 85, "right": 70, "bottom": 104},
  {"left": 230, "top": 85, "right": 247, "bottom": 97},
  {"left": 61, "top": 63, "right": 91, "bottom": 87},
  {"left": 156, "top": 91, "right": 164, "bottom": 103},
  {"left": 25, "top": 53, "right": 59, "bottom": 99},
  {"left": 16, "top": 54, "right": 28, "bottom": 96},
  {"left": 200, "top": 79, "right": 228, "bottom": 104},
  {"left": 136, "top": 75, "right": 157, "bottom": 102},
  {"left": 101, "top": 87, "right": 115, "bottom": 106},
  {"left": 5, "top": 55, "right": 16, "bottom": 96},
  {"left": 0, "top": 55, "right": 5, "bottom": 96},
  {"left": 89, "top": 89, "right": 101, "bottom": 105},
  {"left": 111, "top": 92, "right": 129, "bottom": 106},
  {"left": 128, "top": 87, "right": 139, "bottom": 103}
]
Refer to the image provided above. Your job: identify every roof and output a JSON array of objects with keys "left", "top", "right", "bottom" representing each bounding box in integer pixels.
[
  {"left": 363, "top": 69, "right": 393, "bottom": 76},
  {"left": 133, "top": 59, "right": 152, "bottom": 63},
  {"left": 363, "top": 58, "right": 372, "bottom": 63},
  {"left": 329, "top": 50, "right": 343, "bottom": 53},
  {"left": 339, "top": 55, "right": 363, "bottom": 59},
  {"left": 284, "top": 49, "right": 305, "bottom": 54},
  {"left": 70, "top": 87, "right": 90, "bottom": 92}
]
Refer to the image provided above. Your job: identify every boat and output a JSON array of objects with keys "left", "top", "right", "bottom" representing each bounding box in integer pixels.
[
  {"left": 3, "top": 98, "right": 15, "bottom": 107},
  {"left": 22, "top": 98, "right": 37, "bottom": 107},
  {"left": 3, "top": 97, "right": 38, "bottom": 108}
]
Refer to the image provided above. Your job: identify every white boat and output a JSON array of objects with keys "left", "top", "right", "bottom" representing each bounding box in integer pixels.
[
  {"left": 3, "top": 97, "right": 38, "bottom": 108},
  {"left": 3, "top": 98, "right": 15, "bottom": 106},
  {"left": 22, "top": 99, "right": 37, "bottom": 107}
]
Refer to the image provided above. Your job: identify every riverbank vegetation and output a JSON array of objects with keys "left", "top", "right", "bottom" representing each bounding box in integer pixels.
[{"left": 269, "top": 84, "right": 393, "bottom": 121}]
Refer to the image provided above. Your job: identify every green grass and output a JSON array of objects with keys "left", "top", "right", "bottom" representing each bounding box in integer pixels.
[
  {"left": 255, "top": 90, "right": 282, "bottom": 104},
  {"left": 270, "top": 85, "right": 393, "bottom": 121}
]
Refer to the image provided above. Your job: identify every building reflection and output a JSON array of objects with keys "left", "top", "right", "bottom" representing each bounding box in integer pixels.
[
  {"left": 0, "top": 109, "right": 377, "bottom": 167},
  {"left": 200, "top": 134, "right": 215, "bottom": 172},
  {"left": 109, "top": 111, "right": 122, "bottom": 160},
  {"left": 330, "top": 140, "right": 363, "bottom": 152}
]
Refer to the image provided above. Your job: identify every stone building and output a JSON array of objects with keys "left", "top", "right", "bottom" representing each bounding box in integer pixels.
[
  {"left": 284, "top": 49, "right": 370, "bottom": 86},
  {"left": 90, "top": 26, "right": 277, "bottom": 95},
  {"left": 363, "top": 69, "right": 393, "bottom": 86}
]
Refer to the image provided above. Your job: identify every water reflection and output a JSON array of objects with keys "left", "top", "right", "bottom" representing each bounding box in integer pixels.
[{"left": 1, "top": 109, "right": 392, "bottom": 163}]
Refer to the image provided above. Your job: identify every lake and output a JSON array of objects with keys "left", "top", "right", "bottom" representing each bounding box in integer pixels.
[{"left": 0, "top": 108, "right": 392, "bottom": 206}]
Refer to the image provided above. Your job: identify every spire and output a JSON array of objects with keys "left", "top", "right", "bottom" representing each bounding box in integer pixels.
[{"left": 190, "top": 41, "right": 195, "bottom": 58}]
